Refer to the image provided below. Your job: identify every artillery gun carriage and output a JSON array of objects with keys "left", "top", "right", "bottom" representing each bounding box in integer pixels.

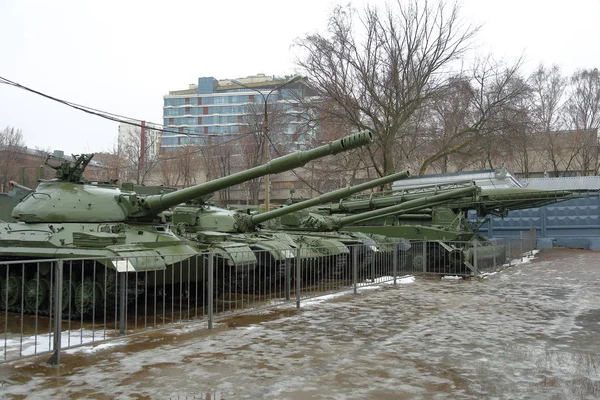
[{"left": 313, "top": 183, "right": 584, "bottom": 274}]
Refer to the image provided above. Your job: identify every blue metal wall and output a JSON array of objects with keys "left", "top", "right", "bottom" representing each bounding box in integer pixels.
[{"left": 474, "top": 192, "right": 600, "bottom": 249}]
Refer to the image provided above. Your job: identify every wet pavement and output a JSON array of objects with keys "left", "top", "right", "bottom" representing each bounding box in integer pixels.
[{"left": 1, "top": 248, "right": 599, "bottom": 399}]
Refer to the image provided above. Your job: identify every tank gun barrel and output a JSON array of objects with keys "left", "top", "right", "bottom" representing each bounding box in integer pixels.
[
  {"left": 140, "top": 131, "right": 373, "bottom": 216},
  {"left": 247, "top": 170, "right": 410, "bottom": 226}
]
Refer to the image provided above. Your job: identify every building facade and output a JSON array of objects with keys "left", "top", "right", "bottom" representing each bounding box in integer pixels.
[
  {"left": 162, "top": 74, "right": 319, "bottom": 204},
  {"left": 162, "top": 74, "right": 313, "bottom": 151}
]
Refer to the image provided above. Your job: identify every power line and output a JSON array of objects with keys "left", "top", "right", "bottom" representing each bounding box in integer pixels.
[
  {"left": 0, "top": 75, "right": 361, "bottom": 196},
  {"left": 0, "top": 76, "right": 246, "bottom": 142}
]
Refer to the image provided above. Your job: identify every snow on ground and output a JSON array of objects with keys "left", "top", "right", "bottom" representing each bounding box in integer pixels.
[
  {"left": 2, "top": 328, "right": 129, "bottom": 359},
  {"left": 1, "top": 249, "right": 599, "bottom": 399}
]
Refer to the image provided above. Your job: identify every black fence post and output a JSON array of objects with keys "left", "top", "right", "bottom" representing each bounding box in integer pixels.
[
  {"left": 119, "top": 272, "right": 126, "bottom": 335},
  {"left": 473, "top": 240, "right": 478, "bottom": 275},
  {"left": 393, "top": 244, "right": 398, "bottom": 286},
  {"left": 295, "top": 247, "right": 301, "bottom": 309},
  {"left": 353, "top": 245, "right": 358, "bottom": 295},
  {"left": 284, "top": 256, "right": 291, "bottom": 301},
  {"left": 47, "top": 259, "right": 63, "bottom": 366},
  {"left": 422, "top": 242, "right": 427, "bottom": 274},
  {"left": 207, "top": 253, "right": 214, "bottom": 330}
]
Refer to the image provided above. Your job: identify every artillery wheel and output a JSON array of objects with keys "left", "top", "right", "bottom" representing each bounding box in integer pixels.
[
  {"left": 0, "top": 276, "right": 22, "bottom": 308},
  {"left": 24, "top": 277, "right": 50, "bottom": 311},
  {"left": 75, "top": 279, "right": 103, "bottom": 315},
  {"left": 446, "top": 250, "right": 464, "bottom": 275}
]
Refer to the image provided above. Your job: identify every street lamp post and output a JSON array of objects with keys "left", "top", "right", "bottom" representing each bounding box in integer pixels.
[{"left": 232, "top": 75, "right": 301, "bottom": 211}]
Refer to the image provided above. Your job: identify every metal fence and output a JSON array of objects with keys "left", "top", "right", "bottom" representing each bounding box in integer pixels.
[{"left": 1, "top": 236, "right": 536, "bottom": 365}]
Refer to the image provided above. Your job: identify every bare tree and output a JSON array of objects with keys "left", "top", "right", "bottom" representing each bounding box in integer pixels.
[
  {"left": 565, "top": 68, "right": 600, "bottom": 130},
  {"left": 295, "top": 1, "right": 478, "bottom": 177},
  {"left": 417, "top": 56, "right": 528, "bottom": 174},
  {"left": 159, "top": 153, "right": 183, "bottom": 187},
  {"left": 159, "top": 144, "right": 202, "bottom": 188},
  {"left": 563, "top": 69, "right": 600, "bottom": 174},
  {"left": 573, "top": 129, "right": 599, "bottom": 175},
  {"left": 0, "top": 126, "right": 25, "bottom": 190},
  {"left": 118, "top": 126, "right": 161, "bottom": 184},
  {"left": 537, "top": 130, "right": 584, "bottom": 176},
  {"left": 528, "top": 64, "right": 567, "bottom": 132},
  {"left": 198, "top": 136, "right": 241, "bottom": 203}
]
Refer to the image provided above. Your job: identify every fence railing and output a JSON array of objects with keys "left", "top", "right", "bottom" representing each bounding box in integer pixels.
[{"left": 1, "top": 236, "right": 535, "bottom": 364}]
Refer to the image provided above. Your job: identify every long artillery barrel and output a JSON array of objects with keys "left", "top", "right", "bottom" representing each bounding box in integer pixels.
[
  {"left": 333, "top": 185, "right": 480, "bottom": 228},
  {"left": 326, "top": 180, "right": 476, "bottom": 213},
  {"left": 443, "top": 188, "right": 584, "bottom": 217},
  {"left": 140, "top": 131, "right": 373, "bottom": 215},
  {"left": 241, "top": 170, "right": 410, "bottom": 229}
]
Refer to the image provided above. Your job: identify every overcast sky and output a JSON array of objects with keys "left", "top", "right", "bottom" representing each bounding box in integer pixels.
[{"left": 1, "top": 0, "right": 599, "bottom": 155}]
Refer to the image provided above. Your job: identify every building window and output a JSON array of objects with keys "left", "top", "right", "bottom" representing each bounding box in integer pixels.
[
  {"left": 198, "top": 117, "right": 202, "bottom": 124},
  {"left": 185, "top": 98, "right": 190, "bottom": 104},
  {"left": 185, "top": 107, "right": 190, "bottom": 114},
  {"left": 204, "top": 127, "right": 208, "bottom": 134},
  {"left": 168, "top": 118, "right": 174, "bottom": 124},
  {"left": 197, "top": 97, "right": 202, "bottom": 105},
  {"left": 203, "top": 107, "right": 208, "bottom": 115}
]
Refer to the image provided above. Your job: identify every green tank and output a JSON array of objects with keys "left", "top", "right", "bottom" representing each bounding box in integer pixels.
[
  {"left": 0, "top": 131, "right": 372, "bottom": 315},
  {"left": 171, "top": 170, "right": 411, "bottom": 290}
]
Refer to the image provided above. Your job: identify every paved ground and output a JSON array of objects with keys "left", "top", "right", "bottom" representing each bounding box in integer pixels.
[{"left": 1, "top": 248, "right": 599, "bottom": 399}]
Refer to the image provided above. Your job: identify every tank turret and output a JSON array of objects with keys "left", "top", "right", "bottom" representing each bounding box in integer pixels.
[{"left": 11, "top": 131, "right": 373, "bottom": 223}]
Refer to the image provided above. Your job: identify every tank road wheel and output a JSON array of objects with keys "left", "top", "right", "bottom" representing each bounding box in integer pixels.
[
  {"left": 220, "top": 270, "right": 250, "bottom": 294},
  {"left": 412, "top": 254, "right": 424, "bottom": 271},
  {"left": 24, "top": 277, "right": 50, "bottom": 311},
  {"left": 97, "top": 270, "right": 117, "bottom": 296},
  {"left": 75, "top": 279, "right": 103, "bottom": 315},
  {"left": 60, "top": 280, "right": 77, "bottom": 314},
  {"left": 0, "top": 276, "right": 22, "bottom": 309}
]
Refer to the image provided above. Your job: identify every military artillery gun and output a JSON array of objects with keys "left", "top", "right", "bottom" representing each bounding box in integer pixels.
[
  {"left": 315, "top": 183, "right": 584, "bottom": 275},
  {"left": 0, "top": 131, "right": 372, "bottom": 315}
]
